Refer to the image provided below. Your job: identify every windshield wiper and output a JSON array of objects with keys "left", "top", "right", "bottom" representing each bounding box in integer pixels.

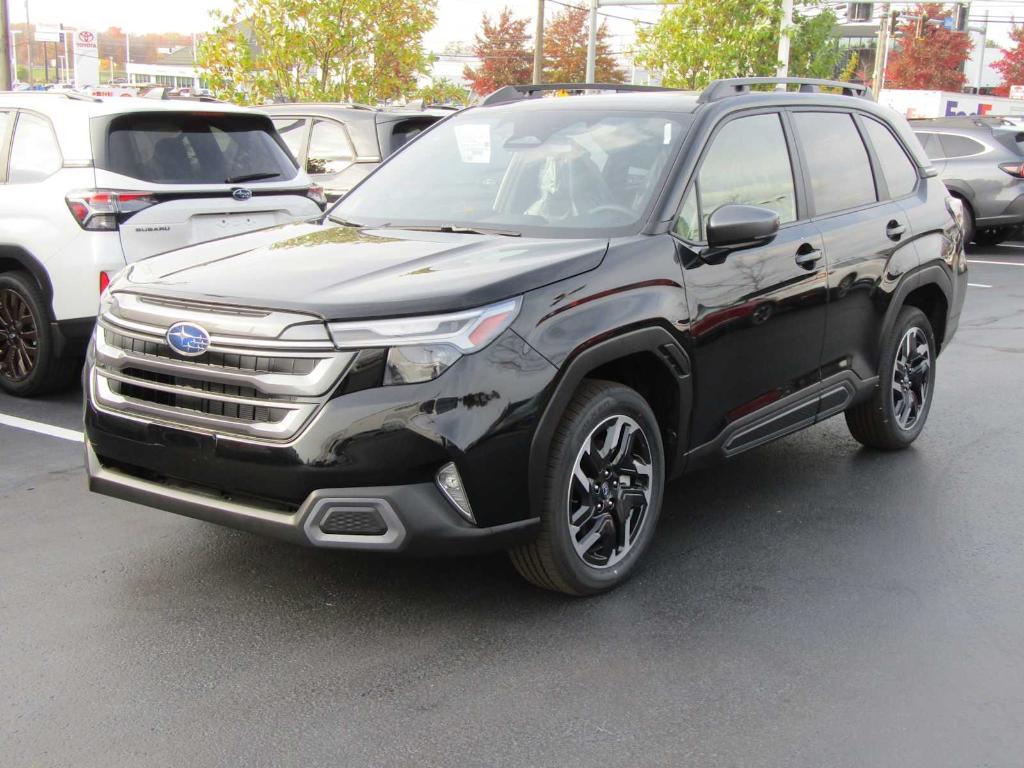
[
  {"left": 224, "top": 171, "right": 281, "bottom": 183},
  {"left": 379, "top": 224, "right": 521, "bottom": 237}
]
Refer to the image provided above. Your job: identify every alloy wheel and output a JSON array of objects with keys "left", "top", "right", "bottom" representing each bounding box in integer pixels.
[
  {"left": 567, "top": 415, "right": 654, "bottom": 569},
  {"left": 0, "top": 288, "right": 39, "bottom": 383},
  {"left": 891, "top": 326, "right": 930, "bottom": 431}
]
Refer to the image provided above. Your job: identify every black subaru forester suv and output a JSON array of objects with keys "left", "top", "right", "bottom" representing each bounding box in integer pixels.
[{"left": 85, "top": 79, "right": 967, "bottom": 595}]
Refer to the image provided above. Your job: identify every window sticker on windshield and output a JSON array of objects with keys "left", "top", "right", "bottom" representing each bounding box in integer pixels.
[
  {"left": 664, "top": 122, "right": 672, "bottom": 145},
  {"left": 455, "top": 124, "right": 491, "bottom": 163}
]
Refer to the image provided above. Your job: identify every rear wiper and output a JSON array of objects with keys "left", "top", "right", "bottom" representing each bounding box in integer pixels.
[
  {"left": 379, "top": 224, "right": 521, "bottom": 237},
  {"left": 224, "top": 171, "right": 281, "bottom": 183}
]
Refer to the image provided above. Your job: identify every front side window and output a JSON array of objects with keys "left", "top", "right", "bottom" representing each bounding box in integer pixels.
[
  {"left": 793, "top": 111, "right": 877, "bottom": 216},
  {"left": 332, "top": 107, "right": 689, "bottom": 238},
  {"left": 8, "top": 112, "right": 62, "bottom": 183},
  {"left": 863, "top": 118, "right": 919, "bottom": 198},
  {"left": 674, "top": 185, "right": 700, "bottom": 241},
  {"left": 698, "top": 113, "right": 796, "bottom": 229},
  {"left": 307, "top": 120, "right": 354, "bottom": 175}
]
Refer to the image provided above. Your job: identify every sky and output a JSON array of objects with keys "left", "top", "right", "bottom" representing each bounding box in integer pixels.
[{"left": 6, "top": 0, "right": 1023, "bottom": 49}]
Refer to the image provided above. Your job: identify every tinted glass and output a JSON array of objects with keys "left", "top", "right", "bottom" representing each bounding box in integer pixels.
[
  {"left": 698, "top": 113, "right": 796, "bottom": 227},
  {"left": 914, "top": 132, "right": 944, "bottom": 160},
  {"left": 939, "top": 133, "right": 986, "bottom": 158},
  {"left": 272, "top": 117, "right": 307, "bottom": 161},
  {"left": 794, "top": 112, "right": 876, "bottom": 215},
  {"left": 332, "top": 108, "right": 688, "bottom": 238},
  {"left": 103, "top": 113, "right": 297, "bottom": 184},
  {"left": 307, "top": 120, "right": 354, "bottom": 174},
  {"left": 864, "top": 118, "right": 918, "bottom": 197},
  {"left": 8, "top": 112, "right": 62, "bottom": 183}
]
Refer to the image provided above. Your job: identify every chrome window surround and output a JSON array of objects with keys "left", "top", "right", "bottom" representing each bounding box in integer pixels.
[{"left": 91, "top": 292, "right": 355, "bottom": 442}]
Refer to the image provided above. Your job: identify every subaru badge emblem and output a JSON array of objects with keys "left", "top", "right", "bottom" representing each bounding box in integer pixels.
[
  {"left": 166, "top": 322, "right": 211, "bottom": 357},
  {"left": 232, "top": 187, "right": 253, "bottom": 201}
]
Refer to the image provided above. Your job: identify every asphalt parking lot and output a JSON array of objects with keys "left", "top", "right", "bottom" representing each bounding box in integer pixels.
[{"left": 2, "top": 245, "right": 1023, "bottom": 767}]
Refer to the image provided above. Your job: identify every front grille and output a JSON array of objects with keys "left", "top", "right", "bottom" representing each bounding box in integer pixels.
[{"left": 91, "top": 294, "right": 357, "bottom": 441}]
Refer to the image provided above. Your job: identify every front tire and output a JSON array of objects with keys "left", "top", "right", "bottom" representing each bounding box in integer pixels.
[
  {"left": 845, "top": 306, "right": 935, "bottom": 450},
  {"left": 510, "top": 380, "right": 665, "bottom": 595},
  {"left": 0, "top": 272, "right": 78, "bottom": 397}
]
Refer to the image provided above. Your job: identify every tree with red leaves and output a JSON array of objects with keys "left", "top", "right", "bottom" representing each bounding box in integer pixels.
[
  {"left": 543, "top": 5, "right": 624, "bottom": 84},
  {"left": 885, "top": 3, "right": 971, "bottom": 91},
  {"left": 992, "top": 24, "right": 1024, "bottom": 96},
  {"left": 463, "top": 6, "right": 533, "bottom": 96}
]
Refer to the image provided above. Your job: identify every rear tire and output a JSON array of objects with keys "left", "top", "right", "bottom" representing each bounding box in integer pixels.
[
  {"left": 510, "top": 380, "right": 665, "bottom": 596},
  {"left": 845, "top": 306, "right": 935, "bottom": 450},
  {"left": 0, "top": 272, "right": 79, "bottom": 397},
  {"left": 957, "top": 198, "right": 975, "bottom": 246}
]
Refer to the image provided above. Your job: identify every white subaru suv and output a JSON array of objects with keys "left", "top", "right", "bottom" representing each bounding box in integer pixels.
[{"left": 0, "top": 91, "right": 325, "bottom": 396}]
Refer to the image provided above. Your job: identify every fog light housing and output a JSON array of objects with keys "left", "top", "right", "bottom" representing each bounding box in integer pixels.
[
  {"left": 436, "top": 462, "right": 475, "bottom": 524},
  {"left": 384, "top": 344, "right": 461, "bottom": 385}
]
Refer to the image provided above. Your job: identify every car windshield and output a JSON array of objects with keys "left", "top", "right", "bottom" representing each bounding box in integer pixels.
[{"left": 330, "top": 105, "right": 689, "bottom": 237}]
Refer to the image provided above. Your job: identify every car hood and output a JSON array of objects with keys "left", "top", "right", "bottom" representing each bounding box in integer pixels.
[{"left": 122, "top": 221, "right": 609, "bottom": 320}]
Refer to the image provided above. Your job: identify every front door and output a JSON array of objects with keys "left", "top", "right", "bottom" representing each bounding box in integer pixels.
[{"left": 674, "top": 111, "right": 829, "bottom": 453}]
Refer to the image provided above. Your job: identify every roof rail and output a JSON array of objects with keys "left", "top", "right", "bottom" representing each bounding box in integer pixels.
[
  {"left": 698, "top": 77, "right": 871, "bottom": 103},
  {"left": 0, "top": 89, "right": 101, "bottom": 103},
  {"left": 480, "top": 82, "right": 680, "bottom": 107}
]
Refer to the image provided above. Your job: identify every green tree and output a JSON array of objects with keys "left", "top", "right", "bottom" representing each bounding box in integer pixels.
[
  {"left": 197, "top": 0, "right": 436, "bottom": 104},
  {"left": 633, "top": 0, "right": 842, "bottom": 90},
  {"left": 463, "top": 7, "right": 533, "bottom": 96},
  {"left": 417, "top": 76, "right": 470, "bottom": 105},
  {"left": 543, "top": 5, "right": 624, "bottom": 83}
]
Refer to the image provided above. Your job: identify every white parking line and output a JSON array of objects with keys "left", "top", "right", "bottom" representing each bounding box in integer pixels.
[
  {"left": 968, "top": 283, "right": 993, "bottom": 288},
  {"left": 0, "top": 414, "right": 84, "bottom": 443},
  {"left": 967, "top": 259, "right": 1024, "bottom": 267}
]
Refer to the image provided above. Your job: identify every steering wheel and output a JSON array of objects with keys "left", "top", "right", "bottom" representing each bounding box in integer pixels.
[{"left": 587, "top": 204, "right": 637, "bottom": 224}]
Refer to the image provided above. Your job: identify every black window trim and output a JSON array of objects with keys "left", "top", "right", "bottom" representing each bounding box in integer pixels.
[
  {"left": 7, "top": 108, "right": 64, "bottom": 184},
  {"left": 786, "top": 106, "right": 884, "bottom": 221},
  {"left": 856, "top": 113, "right": 923, "bottom": 202},
  {"left": 0, "top": 109, "right": 13, "bottom": 184},
  {"left": 670, "top": 106, "right": 808, "bottom": 247},
  {"left": 270, "top": 115, "right": 312, "bottom": 166}
]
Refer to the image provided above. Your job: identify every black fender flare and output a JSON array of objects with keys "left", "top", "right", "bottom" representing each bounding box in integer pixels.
[
  {"left": 0, "top": 245, "right": 55, "bottom": 313},
  {"left": 527, "top": 325, "right": 692, "bottom": 514},
  {"left": 878, "top": 262, "right": 954, "bottom": 362}
]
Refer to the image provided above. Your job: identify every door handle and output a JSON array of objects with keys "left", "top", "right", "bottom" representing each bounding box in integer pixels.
[
  {"left": 886, "top": 221, "right": 907, "bottom": 241},
  {"left": 795, "top": 244, "right": 823, "bottom": 269}
]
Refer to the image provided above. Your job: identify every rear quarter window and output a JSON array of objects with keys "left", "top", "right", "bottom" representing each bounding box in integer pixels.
[
  {"left": 101, "top": 112, "right": 298, "bottom": 184},
  {"left": 385, "top": 117, "right": 442, "bottom": 155},
  {"left": 938, "top": 133, "right": 986, "bottom": 159}
]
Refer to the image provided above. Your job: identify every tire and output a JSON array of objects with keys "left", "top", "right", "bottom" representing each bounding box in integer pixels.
[
  {"left": 0, "top": 272, "right": 79, "bottom": 397},
  {"left": 845, "top": 306, "right": 936, "bottom": 450},
  {"left": 972, "top": 226, "right": 1012, "bottom": 247},
  {"left": 510, "top": 380, "right": 665, "bottom": 596},
  {"left": 957, "top": 198, "right": 975, "bottom": 246}
]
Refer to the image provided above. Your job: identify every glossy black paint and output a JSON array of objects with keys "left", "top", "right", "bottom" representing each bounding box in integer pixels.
[{"left": 85, "top": 89, "right": 967, "bottom": 551}]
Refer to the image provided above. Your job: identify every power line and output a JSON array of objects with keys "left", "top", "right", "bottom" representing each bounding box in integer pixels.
[{"left": 547, "top": 0, "right": 656, "bottom": 26}]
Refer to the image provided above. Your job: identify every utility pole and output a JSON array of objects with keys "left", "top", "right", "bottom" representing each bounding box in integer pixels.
[
  {"left": 776, "top": 0, "right": 793, "bottom": 77},
  {"left": 533, "top": 0, "right": 544, "bottom": 84},
  {"left": 586, "top": 0, "right": 598, "bottom": 82},
  {"left": 975, "top": 9, "right": 988, "bottom": 93},
  {"left": 871, "top": 2, "right": 892, "bottom": 98},
  {"left": 0, "top": 0, "right": 11, "bottom": 90},
  {"left": 22, "top": 0, "right": 29, "bottom": 84}
]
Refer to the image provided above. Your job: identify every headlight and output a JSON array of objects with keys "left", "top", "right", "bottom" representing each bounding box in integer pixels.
[{"left": 328, "top": 297, "right": 521, "bottom": 385}]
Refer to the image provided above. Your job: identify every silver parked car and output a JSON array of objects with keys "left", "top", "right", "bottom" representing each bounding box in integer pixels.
[{"left": 911, "top": 115, "right": 1024, "bottom": 246}]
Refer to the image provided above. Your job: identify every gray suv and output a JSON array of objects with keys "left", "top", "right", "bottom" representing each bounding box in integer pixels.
[{"left": 911, "top": 116, "right": 1024, "bottom": 246}]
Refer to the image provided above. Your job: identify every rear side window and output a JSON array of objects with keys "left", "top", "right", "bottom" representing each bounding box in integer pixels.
[
  {"left": 793, "top": 112, "right": 876, "bottom": 215},
  {"left": 272, "top": 117, "right": 308, "bottom": 162},
  {"left": 698, "top": 113, "right": 796, "bottom": 228},
  {"left": 939, "top": 133, "right": 986, "bottom": 159},
  {"left": 102, "top": 113, "right": 298, "bottom": 184},
  {"left": 8, "top": 112, "right": 62, "bottom": 183},
  {"left": 307, "top": 120, "right": 354, "bottom": 175},
  {"left": 863, "top": 118, "right": 919, "bottom": 198}
]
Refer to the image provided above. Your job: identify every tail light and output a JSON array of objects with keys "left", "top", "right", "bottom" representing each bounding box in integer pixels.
[
  {"left": 306, "top": 184, "right": 327, "bottom": 209},
  {"left": 998, "top": 162, "right": 1024, "bottom": 178},
  {"left": 99, "top": 271, "right": 112, "bottom": 294},
  {"left": 66, "top": 189, "right": 158, "bottom": 231}
]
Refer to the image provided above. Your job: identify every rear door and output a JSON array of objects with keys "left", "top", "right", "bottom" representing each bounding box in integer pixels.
[
  {"left": 790, "top": 110, "right": 918, "bottom": 395},
  {"left": 93, "top": 111, "right": 322, "bottom": 262}
]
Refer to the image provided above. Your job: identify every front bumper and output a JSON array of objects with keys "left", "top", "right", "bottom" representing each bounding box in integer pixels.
[{"left": 86, "top": 440, "right": 539, "bottom": 555}]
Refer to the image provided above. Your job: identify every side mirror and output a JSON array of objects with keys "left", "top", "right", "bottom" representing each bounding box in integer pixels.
[{"left": 703, "top": 204, "right": 780, "bottom": 262}]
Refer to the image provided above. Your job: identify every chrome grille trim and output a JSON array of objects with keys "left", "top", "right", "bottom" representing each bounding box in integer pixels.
[{"left": 91, "top": 293, "right": 355, "bottom": 442}]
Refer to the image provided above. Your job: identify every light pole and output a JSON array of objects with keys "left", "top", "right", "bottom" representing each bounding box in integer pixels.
[
  {"left": 1, "top": 0, "right": 11, "bottom": 90},
  {"left": 533, "top": 0, "right": 544, "bottom": 84},
  {"left": 23, "top": 0, "right": 29, "bottom": 84}
]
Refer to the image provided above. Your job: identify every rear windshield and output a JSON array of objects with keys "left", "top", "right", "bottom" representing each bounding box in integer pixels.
[{"left": 101, "top": 112, "right": 298, "bottom": 185}]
